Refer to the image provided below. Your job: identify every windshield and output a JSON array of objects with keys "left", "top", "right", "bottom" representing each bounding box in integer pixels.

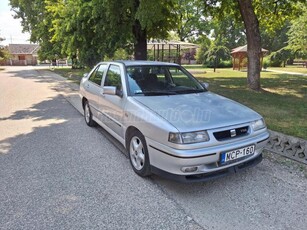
[{"left": 126, "top": 65, "right": 205, "bottom": 96}]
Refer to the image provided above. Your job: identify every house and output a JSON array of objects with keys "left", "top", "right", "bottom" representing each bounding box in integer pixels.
[{"left": 8, "top": 44, "right": 40, "bottom": 66}]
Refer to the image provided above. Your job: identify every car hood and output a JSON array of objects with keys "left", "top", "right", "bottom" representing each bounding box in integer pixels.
[{"left": 133, "top": 92, "right": 261, "bottom": 132}]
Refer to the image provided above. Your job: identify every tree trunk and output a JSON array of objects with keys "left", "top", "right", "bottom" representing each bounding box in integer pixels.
[
  {"left": 237, "top": 0, "right": 262, "bottom": 91},
  {"left": 214, "top": 56, "right": 217, "bottom": 72},
  {"left": 132, "top": 20, "right": 147, "bottom": 60},
  {"left": 71, "top": 54, "right": 77, "bottom": 69}
]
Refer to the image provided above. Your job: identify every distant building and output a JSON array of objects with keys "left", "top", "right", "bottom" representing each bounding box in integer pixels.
[
  {"left": 231, "top": 45, "right": 268, "bottom": 71},
  {"left": 147, "top": 40, "right": 199, "bottom": 64},
  {"left": 8, "top": 44, "right": 40, "bottom": 66}
]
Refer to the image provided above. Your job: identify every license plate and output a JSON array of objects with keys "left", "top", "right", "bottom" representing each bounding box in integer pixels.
[{"left": 220, "top": 145, "right": 255, "bottom": 164}]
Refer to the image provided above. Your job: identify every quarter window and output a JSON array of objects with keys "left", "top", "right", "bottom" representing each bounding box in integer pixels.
[{"left": 104, "top": 65, "right": 122, "bottom": 90}]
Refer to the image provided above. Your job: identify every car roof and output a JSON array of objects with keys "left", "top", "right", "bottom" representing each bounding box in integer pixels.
[{"left": 107, "top": 60, "right": 180, "bottom": 67}]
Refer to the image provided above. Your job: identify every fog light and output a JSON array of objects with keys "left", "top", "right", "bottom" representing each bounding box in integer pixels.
[{"left": 182, "top": 166, "right": 198, "bottom": 173}]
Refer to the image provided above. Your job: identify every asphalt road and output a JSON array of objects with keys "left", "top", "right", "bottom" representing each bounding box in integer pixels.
[{"left": 1, "top": 66, "right": 306, "bottom": 230}]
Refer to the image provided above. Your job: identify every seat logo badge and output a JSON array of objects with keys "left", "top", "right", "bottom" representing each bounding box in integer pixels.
[{"left": 230, "top": 129, "right": 236, "bottom": 137}]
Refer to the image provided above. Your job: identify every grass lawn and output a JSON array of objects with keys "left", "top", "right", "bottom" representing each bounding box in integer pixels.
[{"left": 50, "top": 66, "right": 307, "bottom": 140}]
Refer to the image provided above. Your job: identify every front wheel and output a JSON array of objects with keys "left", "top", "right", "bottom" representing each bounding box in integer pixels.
[
  {"left": 128, "top": 130, "right": 151, "bottom": 177},
  {"left": 84, "top": 101, "right": 97, "bottom": 127}
]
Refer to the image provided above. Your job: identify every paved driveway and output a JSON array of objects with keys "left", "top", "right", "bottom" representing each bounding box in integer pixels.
[
  {"left": 0, "top": 66, "right": 306, "bottom": 230},
  {"left": 0, "top": 66, "right": 201, "bottom": 229}
]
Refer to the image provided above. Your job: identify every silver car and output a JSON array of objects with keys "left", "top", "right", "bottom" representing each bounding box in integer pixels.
[{"left": 79, "top": 61, "right": 269, "bottom": 182}]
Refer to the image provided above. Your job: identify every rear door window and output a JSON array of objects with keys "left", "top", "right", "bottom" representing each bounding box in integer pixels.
[{"left": 88, "top": 64, "right": 107, "bottom": 86}]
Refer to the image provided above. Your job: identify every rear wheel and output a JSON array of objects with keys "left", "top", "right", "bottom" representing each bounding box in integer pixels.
[
  {"left": 128, "top": 130, "right": 151, "bottom": 177},
  {"left": 84, "top": 101, "right": 97, "bottom": 127}
]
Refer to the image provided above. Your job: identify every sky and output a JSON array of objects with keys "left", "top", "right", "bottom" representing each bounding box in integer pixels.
[{"left": 0, "top": 0, "right": 31, "bottom": 45}]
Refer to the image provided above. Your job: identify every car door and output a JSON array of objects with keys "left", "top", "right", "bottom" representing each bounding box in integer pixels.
[
  {"left": 98, "top": 64, "right": 126, "bottom": 138},
  {"left": 84, "top": 64, "right": 107, "bottom": 118}
]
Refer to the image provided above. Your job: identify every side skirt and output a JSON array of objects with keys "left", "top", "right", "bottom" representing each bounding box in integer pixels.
[{"left": 93, "top": 116, "right": 126, "bottom": 147}]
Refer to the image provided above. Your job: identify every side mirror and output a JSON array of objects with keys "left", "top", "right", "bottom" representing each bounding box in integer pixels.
[
  {"left": 83, "top": 73, "right": 89, "bottom": 78},
  {"left": 103, "top": 86, "right": 123, "bottom": 97},
  {"left": 201, "top": 82, "right": 209, "bottom": 90}
]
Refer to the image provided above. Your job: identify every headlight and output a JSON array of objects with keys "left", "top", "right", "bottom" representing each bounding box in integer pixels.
[
  {"left": 251, "top": 119, "right": 266, "bottom": 131},
  {"left": 169, "top": 131, "right": 209, "bottom": 144}
]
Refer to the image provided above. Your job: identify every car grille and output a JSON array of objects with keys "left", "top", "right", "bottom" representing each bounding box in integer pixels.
[{"left": 213, "top": 126, "right": 249, "bottom": 141}]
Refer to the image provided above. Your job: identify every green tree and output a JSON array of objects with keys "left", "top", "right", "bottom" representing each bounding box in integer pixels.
[
  {"left": 46, "top": 0, "right": 104, "bottom": 67},
  {"left": 93, "top": 0, "right": 175, "bottom": 61},
  {"left": 204, "top": 40, "right": 229, "bottom": 72},
  {"left": 0, "top": 37, "right": 10, "bottom": 61},
  {"left": 209, "top": 11, "right": 246, "bottom": 50},
  {"left": 172, "top": 0, "right": 210, "bottom": 41},
  {"left": 261, "top": 21, "right": 290, "bottom": 53},
  {"left": 195, "top": 11, "right": 244, "bottom": 68},
  {"left": 106, "top": 0, "right": 176, "bottom": 60},
  {"left": 10, "top": 0, "right": 303, "bottom": 76},
  {"left": 195, "top": 35, "right": 211, "bottom": 64},
  {"left": 10, "top": 0, "right": 63, "bottom": 63},
  {"left": 10, "top": 0, "right": 176, "bottom": 65},
  {"left": 287, "top": 3, "right": 307, "bottom": 58},
  {"left": 202, "top": 0, "right": 303, "bottom": 91},
  {"left": 269, "top": 47, "right": 294, "bottom": 67}
]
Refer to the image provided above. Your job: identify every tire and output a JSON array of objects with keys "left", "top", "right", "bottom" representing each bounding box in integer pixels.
[
  {"left": 128, "top": 130, "right": 151, "bottom": 177},
  {"left": 84, "top": 100, "right": 97, "bottom": 127}
]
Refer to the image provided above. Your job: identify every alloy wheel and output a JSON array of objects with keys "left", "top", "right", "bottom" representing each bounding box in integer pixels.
[{"left": 129, "top": 136, "right": 145, "bottom": 170}]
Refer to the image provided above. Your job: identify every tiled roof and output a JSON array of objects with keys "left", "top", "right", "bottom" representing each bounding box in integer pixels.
[
  {"left": 231, "top": 45, "right": 268, "bottom": 53},
  {"left": 8, "top": 44, "right": 40, "bottom": 55}
]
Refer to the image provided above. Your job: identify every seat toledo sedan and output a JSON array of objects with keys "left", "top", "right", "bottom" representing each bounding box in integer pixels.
[{"left": 79, "top": 61, "right": 269, "bottom": 182}]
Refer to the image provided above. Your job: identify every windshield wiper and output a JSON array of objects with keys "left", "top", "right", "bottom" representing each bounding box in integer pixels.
[
  {"left": 134, "top": 90, "right": 177, "bottom": 96},
  {"left": 173, "top": 88, "right": 205, "bottom": 94}
]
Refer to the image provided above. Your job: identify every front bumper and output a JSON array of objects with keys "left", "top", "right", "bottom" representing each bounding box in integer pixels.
[
  {"left": 151, "top": 153, "right": 263, "bottom": 183},
  {"left": 146, "top": 131, "right": 269, "bottom": 182}
]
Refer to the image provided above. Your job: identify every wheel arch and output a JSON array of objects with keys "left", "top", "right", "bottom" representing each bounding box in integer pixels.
[{"left": 125, "top": 126, "right": 142, "bottom": 149}]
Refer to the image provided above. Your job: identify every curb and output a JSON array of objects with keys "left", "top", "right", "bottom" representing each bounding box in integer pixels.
[
  {"left": 266, "top": 130, "right": 307, "bottom": 165},
  {"left": 37, "top": 69, "right": 84, "bottom": 114}
]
